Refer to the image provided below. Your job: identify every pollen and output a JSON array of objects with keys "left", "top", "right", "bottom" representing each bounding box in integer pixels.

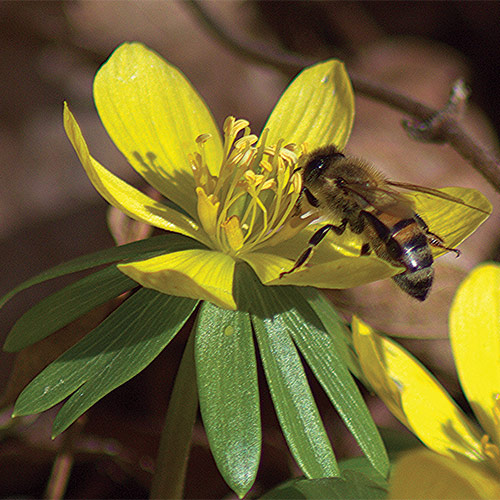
[{"left": 191, "top": 116, "right": 304, "bottom": 256}]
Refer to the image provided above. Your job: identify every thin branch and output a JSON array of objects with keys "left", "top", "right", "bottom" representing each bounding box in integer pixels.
[
  {"left": 187, "top": 0, "right": 311, "bottom": 73},
  {"left": 187, "top": 1, "right": 500, "bottom": 194}
]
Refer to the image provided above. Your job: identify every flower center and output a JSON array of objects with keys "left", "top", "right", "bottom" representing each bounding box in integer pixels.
[{"left": 190, "top": 116, "right": 303, "bottom": 256}]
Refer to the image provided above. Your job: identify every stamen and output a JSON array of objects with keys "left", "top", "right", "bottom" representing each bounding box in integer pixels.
[
  {"left": 222, "top": 215, "right": 244, "bottom": 252},
  {"left": 195, "top": 115, "right": 301, "bottom": 256},
  {"left": 253, "top": 128, "right": 269, "bottom": 169},
  {"left": 481, "top": 434, "right": 500, "bottom": 474},
  {"left": 191, "top": 136, "right": 217, "bottom": 193},
  {"left": 260, "top": 160, "right": 273, "bottom": 173},
  {"left": 234, "top": 134, "right": 258, "bottom": 150},
  {"left": 243, "top": 143, "right": 297, "bottom": 249},
  {"left": 262, "top": 179, "right": 275, "bottom": 190},
  {"left": 196, "top": 133, "right": 212, "bottom": 144},
  {"left": 241, "top": 189, "right": 268, "bottom": 244}
]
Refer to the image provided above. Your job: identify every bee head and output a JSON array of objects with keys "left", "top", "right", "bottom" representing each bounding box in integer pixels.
[{"left": 300, "top": 145, "right": 345, "bottom": 188}]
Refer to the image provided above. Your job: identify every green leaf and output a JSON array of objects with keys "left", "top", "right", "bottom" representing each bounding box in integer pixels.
[
  {"left": 339, "top": 457, "right": 390, "bottom": 488},
  {"left": 285, "top": 290, "right": 389, "bottom": 477},
  {"left": 151, "top": 328, "right": 198, "bottom": 499},
  {"left": 297, "top": 288, "right": 363, "bottom": 380},
  {"left": 4, "top": 266, "right": 136, "bottom": 352},
  {"left": 234, "top": 263, "right": 338, "bottom": 477},
  {"left": 13, "top": 289, "right": 198, "bottom": 437},
  {"left": 260, "top": 473, "right": 388, "bottom": 499},
  {"left": 0, "top": 233, "right": 203, "bottom": 309},
  {"left": 195, "top": 302, "right": 260, "bottom": 498},
  {"left": 252, "top": 313, "right": 338, "bottom": 478},
  {"left": 233, "top": 263, "right": 387, "bottom": 478}
]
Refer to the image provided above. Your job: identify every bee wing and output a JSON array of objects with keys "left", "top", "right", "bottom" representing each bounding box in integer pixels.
[
  {"left": 386, "top": 180, "right": 490, "bottom": 215},
  {"left": 339, "top": 178, "right": 490, "bottom": 255},
  {"left": 339, "top": 181, "right": 415, "bottom": 218}
]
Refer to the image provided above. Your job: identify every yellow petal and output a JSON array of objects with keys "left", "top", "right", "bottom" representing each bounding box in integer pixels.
[
  {"left": 255, "top": 215, "right": 314, "bottom": 251},
  {"left": 259, "top": 221, "right": 397, "bottom": 285},
  {"left": 389, "top": 448, "right": 500, "bottom": 500},
  {"left": 352, "top": 317, "right": 484, "bottom": 461},
  {"left": 450, "top": 263, "right": 500, "bottom": 445},
  {"left": 240, "top": 251, "right": 299, "bottom": 285},
  {"left": 118, "top": 249, "right": 236, "bottom": 310},
  {"left": 271, "top": 256, "right": 397, "bottom": 288},
  {"left": 64, "top": 104, "right": 210, "bottom": 245},
  {"left": 409, "top": 187, "right": 491, "bottom": 256},
  {"left": 93, "top": 42, "right": 223, "bottom": 219},
  {"left": 242, "top": 250, "right": 390, "bottom": 290},
  {"left": 264, "top": 60, "right": 354, "bottom": 151}
]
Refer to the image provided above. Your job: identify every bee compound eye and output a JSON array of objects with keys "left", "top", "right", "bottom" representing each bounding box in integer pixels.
[{"left": 308, "top": 157, "right": 326, "bottom": 171}]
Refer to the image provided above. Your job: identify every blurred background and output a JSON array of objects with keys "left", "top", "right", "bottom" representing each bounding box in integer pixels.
[{"left": 0, "top": 1, "right": 499, "bottom": 498}]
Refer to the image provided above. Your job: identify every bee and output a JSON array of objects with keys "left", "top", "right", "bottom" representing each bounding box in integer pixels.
[{"left": 280, "top": 144, "right": 480, "bottom": 301}]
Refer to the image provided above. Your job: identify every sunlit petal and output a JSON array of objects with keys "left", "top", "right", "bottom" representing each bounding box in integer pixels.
[
  {"left": 241, "top": 251, "right": 297, "bottom": 285},
  {"left": 389, "top": 448, "right": 500, "bottom": 500},
  {"left": 94, "top": 42, "right": 223, "bottom": 218},
  {"left": 352, "top": 317, "right": 483, "bottom": 461},
  {"left": 410, "top": 187, "right": 491, "bottom": 256},
  {"left": 450, "top": 263, "right": 500, "bottom": 445},
  {"left": 118, "top": 249, "right": 236, "bottom": 310},
  {"left": 269, "top": 256, "right": 397, "bottom": 288},
  {"left": 64, "top": 103, "right": 210, "bottom": 245},
  {"left": 264, "top": 60, "right": 354, "bottom": 151}
]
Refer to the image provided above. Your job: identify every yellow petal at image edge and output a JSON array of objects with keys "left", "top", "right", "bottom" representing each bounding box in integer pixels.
[
  {"left": 352, "top": 317, "right": 483, "bottom": 461},
  {"left": 93, "top": 42, "right": 223, "bottom": 219},
  {"left": 389, "top": 448, "right": 500, "bottom": 500},
  {"left": 118, "top": 249, "right": 236, "bottom": 310},
  {"left": 64, "top": 104, "right": 211, "bottom": 247},
  {"left": 264, "top": 59, "right": 354, "bottom": 151},
  {"left": 450, "top": 263, "right": 500, "bottom": 446}
]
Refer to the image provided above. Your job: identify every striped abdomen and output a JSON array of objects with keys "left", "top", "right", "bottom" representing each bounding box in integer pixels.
[{"left": 363, "top": 212, "right": 434, "bottom": 301}]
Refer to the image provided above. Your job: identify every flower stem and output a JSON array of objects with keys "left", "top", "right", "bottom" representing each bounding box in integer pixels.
[
  {"left": 150, "top": 328, "right": 198, "bottom": 500},
  {"left": 44, "top": 416, "right": 84, "bottom": 500}
]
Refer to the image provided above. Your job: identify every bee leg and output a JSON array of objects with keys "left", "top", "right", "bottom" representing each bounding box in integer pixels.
[
  {"left": 360, "top": 243, "right": 371, "bottom": 256},
  {"left": 293, "top": 188, "right": 319, "bottom": 216},
  {"left": 279, "top": 219, "right": 348, "bottom": 278},
  {"left": 304, "top": 188, "right": 320, "bottom": 207},
  {"left": 415, "top": 214, "right": 461, "bottom": 257},
  {"left": 426, "top": 233, "right": 461, "bottom": 257}
]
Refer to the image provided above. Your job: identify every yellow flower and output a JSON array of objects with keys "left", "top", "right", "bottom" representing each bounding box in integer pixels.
[
  {"left": 64, "top": 42, "right": 489, "bottom": 310},
  {"left": 352, "top": 263, "right": 500, "bottom": 498}
]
